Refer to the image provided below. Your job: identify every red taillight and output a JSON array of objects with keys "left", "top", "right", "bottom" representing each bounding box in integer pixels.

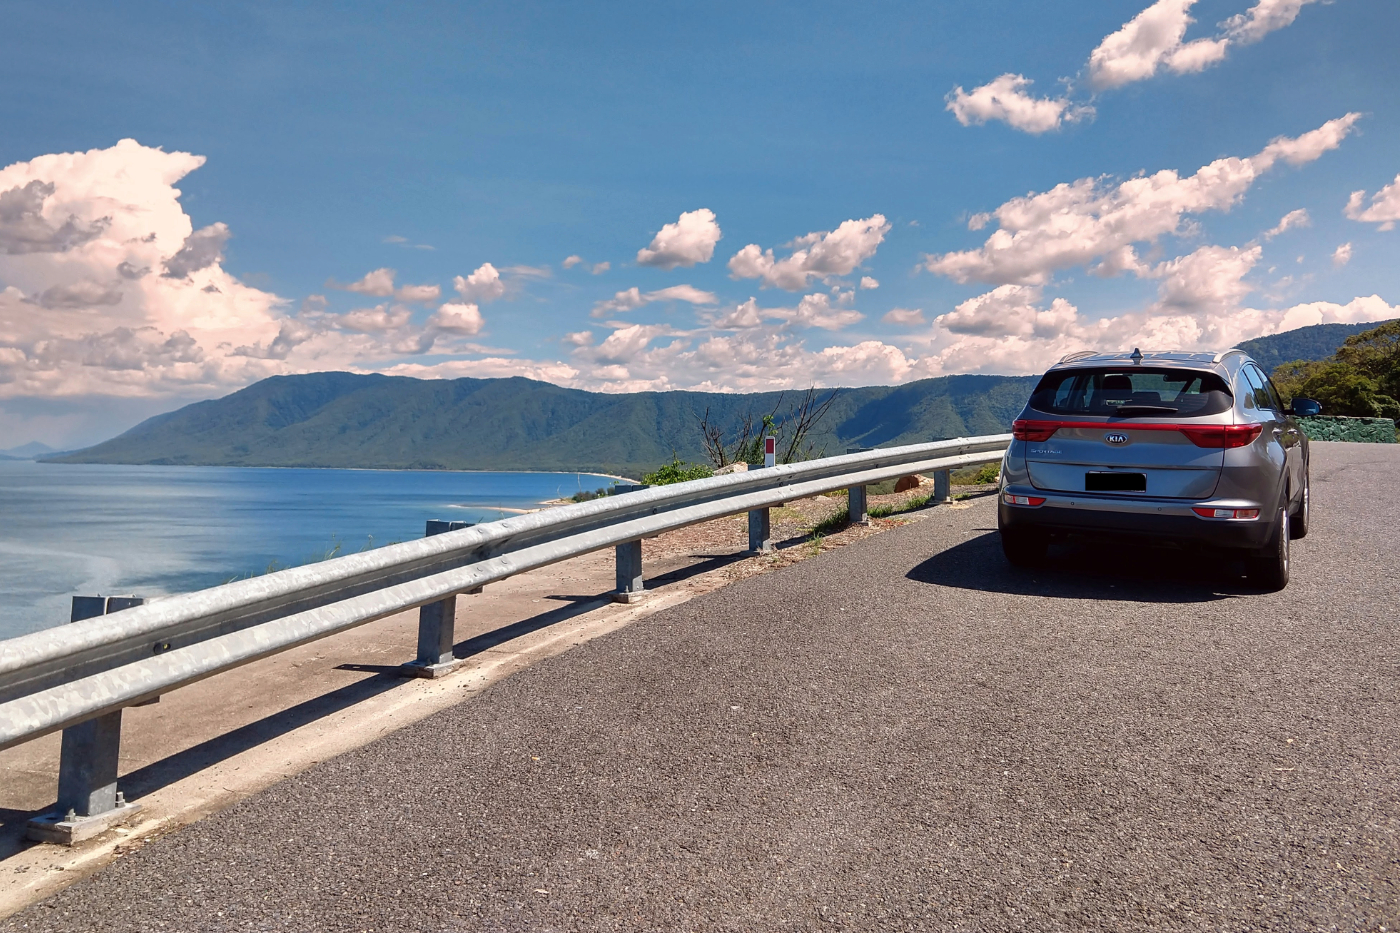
[
  {"left": 1002, "top": 493, "right": 1047, "bottom": 507},
  {"left": 1012, "top": 419, "right": 1060, "bottom": 442},
  {"left": 1192, "top": 507, "right": 1261, "bottom": 520},
  {"left": 1179, "top": 424, "right": 1263, "bottom": 449}
]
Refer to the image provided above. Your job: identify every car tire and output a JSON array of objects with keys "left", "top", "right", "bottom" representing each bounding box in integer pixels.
[
  {"left": 1289, "top": 471, "right": 1310, "bottom": 539},
  {"left": 1001, "top": 526, "right": 1047, "bottom": 567},
  {"left": 1247, "top": 505, "right": 1290, "bottom": 591}
]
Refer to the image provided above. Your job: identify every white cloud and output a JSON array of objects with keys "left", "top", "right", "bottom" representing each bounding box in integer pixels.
[
  {"left": 427, "top": 302, "right": 484, "bottom": 336},
  {"left": 1345, "top": 174, "right": 1400, "bottom": 231},
  {"left": 332, "top": 267, "right": 396, "bottom": 297},
  {"left": 501, "top": 264, "right": 552, "bottom": 280},
  {"left": 636, "top": 208, "right": 722, "bottom": 269},
  {"left": 327, "top": 267, "right": 439, "bottom": 304},
  {"left": 562, "top": 255, "right": 583, "bottom": 269},
  {"left": 945, "top": 74, "right": 1092, "bottom": 134},
  {"left": 453, "top": 262, "right": 506, "bottom": 303},
  {"left": 1149, "top": 244, "right": 1261, "bottom": 313},
  {"left": 765, "top": 293, "right": 864, "bottom": 331},
  {"left": 1263, "top": 208, "right": 1310, "bottom": 239},
  {"left": 728, "top": 214, "right": 890, "bottom": 291},
  {"left": 1332, "top": 243, "right": 1352, "bottom": 268},
  {"left": 591, "top": 262, "right": 610, "bottom": 275},
  {"left": 860, "top": 276, "right": 879, "bottom": 290},
  {"left": 1088, "top": 0, "right": 1229, "bottom": 90},
  {"left": 590, "top": 284, "right": 718, "bottom": 317},
  {"left": 338, "top": 304, "right": 412, "bottom": 334},
  {"left": 395, "top": 283, "right": 441, "bottom": 304},
  {"left": 935, "top": 285, "right": 1080, "bottom": 338},
  {"left": 882, "top": 308, "right": 926, "bottom": 326},
  {"left": 562, "top": 330, "right": 594, "bottom": 347},
  {"left": 0, "top": 139, "right": 299, "bottom": 400},
  {"left": 1221, "top": 0, "right": 1322, "bottom": 44},
  {"left": 163, "top": 223, "right": 230, "bottom": 279},
  {"left": 713, "top": 298, "right": 765, "bottom": 330},
  {"left": 923, "top": 115, "right": 1359, "bottom": 286}
]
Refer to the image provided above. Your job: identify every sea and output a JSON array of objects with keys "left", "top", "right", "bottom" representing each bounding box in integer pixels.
[{"left": 0, "top": 461, "right": 617, "bottom": 641}]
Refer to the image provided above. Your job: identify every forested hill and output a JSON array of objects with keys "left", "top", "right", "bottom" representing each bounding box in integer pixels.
[
  {"left": 50, "top": 372, "right": 1037, "bottom": 476},
  {"left": 1237, "top": 319, "right": 1397, "bottom": 369}
]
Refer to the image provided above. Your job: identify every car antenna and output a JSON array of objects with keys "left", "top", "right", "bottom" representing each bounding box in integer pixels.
[{"left": 1130, "top": 347, "right": 1143, "bottom": 364}]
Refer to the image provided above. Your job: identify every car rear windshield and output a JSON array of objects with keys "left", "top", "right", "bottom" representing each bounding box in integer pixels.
[{"left": 1028, "top": 367, "right": 1233, "bottom": 417}]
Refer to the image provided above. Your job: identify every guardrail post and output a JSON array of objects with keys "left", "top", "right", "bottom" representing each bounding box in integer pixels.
[
  {"left": 401, "top": 521, "right": 471, "bottom": 678},
  {"left": 747, "top": 437, "right": 777, "bottom": 553},
  {"left": 933, "top": 469, "right": 952, "bottom": 504},
  {"left": 27, "top": 597, "right": 145, "bottom": 845},
  {"left": 846, "top": 447, "right": 873, "bottom": 525},
  {"left": 614, "top": 540, "right": 644, "bottom": 602}
]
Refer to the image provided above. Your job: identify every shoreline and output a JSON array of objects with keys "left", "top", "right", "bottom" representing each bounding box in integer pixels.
[{"left": 22, "top": 460, "right": 638, "bottom": 482}]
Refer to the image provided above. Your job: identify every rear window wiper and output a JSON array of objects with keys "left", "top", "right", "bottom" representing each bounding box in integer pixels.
[{"left": 1111, "top": 405, "right": 1180, "bottom": 416}]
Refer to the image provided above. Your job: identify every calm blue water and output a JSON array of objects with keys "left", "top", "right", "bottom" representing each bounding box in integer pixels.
[{"left": 0, "top": 461, "right": 615, "bottom": 640}]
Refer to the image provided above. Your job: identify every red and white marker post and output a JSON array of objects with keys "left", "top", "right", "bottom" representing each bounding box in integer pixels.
[{"left": 764, "top": 436, "right": 776, "bottom": 468}]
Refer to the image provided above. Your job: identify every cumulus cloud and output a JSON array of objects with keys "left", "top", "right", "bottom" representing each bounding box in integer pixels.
[
  {"left": 1263, "top": 208, "right": 1310, "bottom": 239},
  {"left": 636, "top": 208, "right": 722, "bottom": 269},
  {"left": 591, "top": 262, "right": 610, "bottom": 275},
  {"left": 162, "top": 222, "right": 231, "bottom": 279},
  {"left": 923, "top": 115, "right": 1359, "bottom": 286},
  {"left": 728, "top": 215, "right": 890, "bottom": 291},
  {"left": 860, "top": 276, "right": 879, "bottom": 290},
  {"left": 934, "top": 285, "right": 1080, "bottom": 338},
  {"left": 29, "top": 280, "right": 124, "bottom": 309},
  {"left": 1332, "top": 243, "right": 1352, "bottom": 267},
  {"left": 1221, "top": 0, "right": 1322, "bottom": 44},
  {"left": 0, "top": 180, "right": 110, "bottom": 254},
  {"left": 427, "top": 302, "right": 484, "bottom": 336},
  {"left": 453, "top": 262, "right": 506, "bottom": 302},
  {"left": 882, "top": 308, "right": 925, "bottom": 326},
  {"left": 590, "top": 284, "right": 717, "bottom": 317},
  {"left": 329, "top": 267, "right": 440, "bottom": 304},
  {"left": 945, "top": 74, "right": 1092, "bottom": 134},
  {"left": 562, "top": 255, "right": 583, "bottom": 269},
  {"left": 329, "top": 267, "right": 394, "bottom": 297},
  {"left": 1345, "top": 174, "right": 1400, "bottom": 231},
  {"left": 1085, "top": 0, "right": 1320, "bottom": 92},
  {"left": 1148, "top": 244, "right": 1261, "bottom": 313},
  {"left": 765, "top": 294, "right": 864, "bottom": 331}
]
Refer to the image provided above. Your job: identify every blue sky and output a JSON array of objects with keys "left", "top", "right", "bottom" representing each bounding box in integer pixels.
[{"left": 1, "top": 0, "right": 1398, "bottom": 447}]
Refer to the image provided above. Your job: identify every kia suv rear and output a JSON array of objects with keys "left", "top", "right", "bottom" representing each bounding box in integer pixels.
[{"left": 997, "top": 349, "right": 1317, "bottom": 590}]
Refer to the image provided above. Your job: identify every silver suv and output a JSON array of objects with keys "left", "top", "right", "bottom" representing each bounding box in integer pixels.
[{"left": 997, "top": 348, "right": 1319, "bottom": 590}]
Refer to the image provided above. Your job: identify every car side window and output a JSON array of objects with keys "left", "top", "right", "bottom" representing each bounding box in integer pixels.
[
  {"left": 1237, "top": 369, "right": 1258, "bottom": 410},
  {"left": 1260, "top": 371, "right": 1285, "bottom": 412},
  {"left": 1243, "top": 365, "right": 1278, "bottom": 413}
]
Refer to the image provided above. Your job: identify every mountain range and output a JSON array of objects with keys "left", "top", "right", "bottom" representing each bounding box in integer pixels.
[{"left": 48, "top": 319, "right": 1394, "bottom": 476}]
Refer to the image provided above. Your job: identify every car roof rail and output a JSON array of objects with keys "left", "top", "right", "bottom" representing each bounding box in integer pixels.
[
  {"left": 1213, "top": 347, "right": 1247, "bottom": 364},
  {"left": 1058, "top": 350, "right": 1099, "bottom": 363}
]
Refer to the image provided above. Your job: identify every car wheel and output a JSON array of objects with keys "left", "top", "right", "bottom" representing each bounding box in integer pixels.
[
  {"left": 1289, "top": 472, "right": 1310, "bottom": 539},
  {"left": 1001, "top": 526, "right": 1047, "bottom": 567},
  {"left": 1247, "top": 505, "right": 1290, "bottom": 591}
]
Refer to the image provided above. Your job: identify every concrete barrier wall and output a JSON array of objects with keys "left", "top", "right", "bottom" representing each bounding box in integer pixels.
[{"left": 1298, "top": 415, "right": 1398, "bottom": 443}]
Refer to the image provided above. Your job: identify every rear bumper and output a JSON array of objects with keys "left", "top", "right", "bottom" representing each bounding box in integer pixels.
[{"left": 997, "top": 486, "right": 1274, "bottom": 549}]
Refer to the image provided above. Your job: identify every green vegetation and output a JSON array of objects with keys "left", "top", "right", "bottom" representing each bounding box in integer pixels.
[
  {"left": 1270, "top": 321, "right": 1400, "bottom": 420},
  {"left": 50, "top": 371, "right": 1037, "bottom": 475},
  {"left": 870, "top": 493, "right": 931, "bottom": 518},
  {"left": 569, "top": 486, "right": 613, "bottom": 502},
  {"left": 641, "top": 456, "right": 714, "bottom": 485},
  {"left": 806, "top": 507, "right": 850, "bottom": 538},
  {"left": 1238, "top": 319, "right": 1397, "bottom": 370},
  {"left": 953, "top": 462, "right": 1000, "bottom": 486}
]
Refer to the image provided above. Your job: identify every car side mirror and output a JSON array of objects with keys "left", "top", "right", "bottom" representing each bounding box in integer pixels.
[{"left": 1288, "top": 397, "right": 1321, "bottom": 417}]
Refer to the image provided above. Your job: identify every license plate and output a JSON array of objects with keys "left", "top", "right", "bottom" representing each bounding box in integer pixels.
[{"left": 1085, "top": 471, "right": 1146, "bottom": 492}]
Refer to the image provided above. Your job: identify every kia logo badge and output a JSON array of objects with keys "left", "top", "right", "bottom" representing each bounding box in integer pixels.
[{"left": 1104, "top": 432, "right": 1129, "bottom": 446}]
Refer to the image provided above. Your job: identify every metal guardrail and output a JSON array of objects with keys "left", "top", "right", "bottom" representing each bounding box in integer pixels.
[{"left": 0, "top": 435, "right": 1009, "bottom": 842}]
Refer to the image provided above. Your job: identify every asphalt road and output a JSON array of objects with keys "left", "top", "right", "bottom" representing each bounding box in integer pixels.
[{"left": 6, "top": 443, "right": 1398, "bottom": 932}]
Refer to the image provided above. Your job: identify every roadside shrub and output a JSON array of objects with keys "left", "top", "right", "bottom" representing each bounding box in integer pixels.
[
  {"left": 642, "top": 456, "right": 713, "bottom": 486},
  {"left": 570, "top": 487, "right": 612, "bottom": 502}
]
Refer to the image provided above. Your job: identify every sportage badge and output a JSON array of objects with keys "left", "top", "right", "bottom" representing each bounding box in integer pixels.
[{"left": 1103, "top": 432, "right": 1130, "bottom": 446}]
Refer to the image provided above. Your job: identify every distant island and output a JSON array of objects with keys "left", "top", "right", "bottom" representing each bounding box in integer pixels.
[{"left": 48, "top": 320, "right": 1393, "bottom": 476}]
